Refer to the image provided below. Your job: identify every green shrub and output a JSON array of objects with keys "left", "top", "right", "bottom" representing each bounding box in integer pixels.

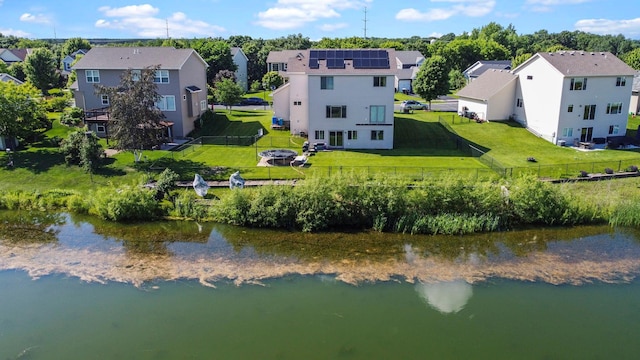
[
  {"left": 45, "top": 97, "right": 69, "bottom": 112},
  {"left": 170, "top": 190, "right": 208, "bottom": 220},
  {"left": 90, "top": 186, "right": 161, "bottom": 221},
  {"left": 609, "top": 200, "right": 640, "bottom": 227}
]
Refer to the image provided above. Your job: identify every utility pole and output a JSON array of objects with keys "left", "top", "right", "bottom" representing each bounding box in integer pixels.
[
  {"left": 363, "top": 7, "right": 368, "bottom": 39},
  {"left": 166, "top": 19, "right": 170, "bottom": 39}
]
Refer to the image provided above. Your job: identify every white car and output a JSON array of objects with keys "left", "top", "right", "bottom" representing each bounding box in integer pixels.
[{"left": 400, "top": 100, "right": 428, "bottom": 111}]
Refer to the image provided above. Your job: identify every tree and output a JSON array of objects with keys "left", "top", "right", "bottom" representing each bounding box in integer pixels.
[
  {"left": 448, "top": 69, "right": 467, "bottom": 91},
  {"left": 512, "top": 53, "right": 532, "bottom": 69},
  {"left": 24, "top": 48, "right": 59, "bottom": 95},
  {"left": 60, "top": 128, "right": 104, "bottom": 172},
  {"left": 622, "top": 48, "right": 640, "bottom": 70},
  {"left": 0, "top": 81, "right": 47, "bottom": 149},
  {"left": 214, "top": 78, "right": 244, "bottom": 112},
  {"left": 262, "top": 71, "right": 284, "bottom": 91},
  {"left": 413, "top": 55, "right": 450, "bottom": 107},
  {"left": 62, "top": 37, "right": 91, "bottom": 57},
  {"left": 214, "top": 69, "right": 236, "bottom": 84},
  {"left": 96, "top": 66, "right": 165, "bottom": 156},
  {"left": 192, "top": 39, "right": 237, "bottom": 84},
  {"left": 8, "top": 62, "right": 26, "bottom": 82}
]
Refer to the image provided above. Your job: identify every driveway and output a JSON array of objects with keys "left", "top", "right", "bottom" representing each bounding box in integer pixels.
[{"left": 394, "top": 95, "right": 458, "bottom": 113}]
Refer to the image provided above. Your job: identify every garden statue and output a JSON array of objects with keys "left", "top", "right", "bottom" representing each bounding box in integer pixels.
[
  {"left": 229, "top": 171, "right": 245, "bottom": 189},
  {"left": 193, "top": 174, "right": 209, "bottom": 197}
]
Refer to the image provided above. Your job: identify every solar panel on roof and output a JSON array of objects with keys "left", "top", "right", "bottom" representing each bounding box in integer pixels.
[
  {"left": 344, "top": 50, "right": 353, "bottom": 59},
  {"left": 318, "top": 50, "right": 326, "bottom": 58}
]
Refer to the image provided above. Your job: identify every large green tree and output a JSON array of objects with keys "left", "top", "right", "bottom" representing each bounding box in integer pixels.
[
  {"left": 0, "top": 81, "right": 47, "bottom": 149},
  {"left": 96, "top": 67, "right": 165, "bottom": 156},
  {"left": 262, "top": 71, "right": 284, "bottom": 91},
  {"left": 413, "top": 55, "right": 450, "bottom": 107},
  {"left": 192, "top": 39, "right": 237, "bottom": 84},
  {"left": 62, "top": 37, "right": 91, "bottom": 57},
  {"left": 214, "top": 78, "right": 244, "bottom": 112},
  {"left": 622, "top": 48, "right": 640, "bottom": 70},
  {"left": 24, "top": 47, "right": 59, "bottom": 94}
]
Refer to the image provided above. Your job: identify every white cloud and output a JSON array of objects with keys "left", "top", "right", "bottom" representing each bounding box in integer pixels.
[
  {"left": 575, "top": 17, "right": 640, "bottom": 38},
  {"left": 256, "top": 0, "right": 372, "bottom": 30},
  {"left": 0, "top": 28, "right": 30, "bottom": 37},
  {"left": 525, "top": 0, "right": 591, "bottom": 13},
  {"left": 95, "top": 4, "right": 225, "bottom": 38},
  {"left": 319, "top": 23, "right": 349, "bottom": 32},
  {"left": 396, "top": 0, "right": 495, "bottom": 22},
  {"left": 19, "top": 13, "right": 51, "bottom": 24},
  {"left": 97, "top": 4, "right": 159, "bottom": 18}
]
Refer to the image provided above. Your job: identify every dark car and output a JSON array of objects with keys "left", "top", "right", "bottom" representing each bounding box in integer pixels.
[{"left": 240, "top": 97, "right": 268, "bottom": 105}]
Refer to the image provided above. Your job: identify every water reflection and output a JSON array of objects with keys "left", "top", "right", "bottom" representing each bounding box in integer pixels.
[
  {"left": 1, "top": 211, "right": 640, "bottom": 286},
  {"left": 415, "top": 280, "right": 473, "bottom": 314}
]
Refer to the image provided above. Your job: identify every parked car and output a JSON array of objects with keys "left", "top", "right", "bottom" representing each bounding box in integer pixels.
[
  {"left": 400, "top": 100, "right": 428, "bottom": 112},
  {"left": 240, "top": 97, "right": 268, "bottom": 105}
]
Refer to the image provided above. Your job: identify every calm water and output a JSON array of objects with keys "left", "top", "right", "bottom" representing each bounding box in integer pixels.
[{"left": 1, "top": 211, "right": 640, "bottom": 359}]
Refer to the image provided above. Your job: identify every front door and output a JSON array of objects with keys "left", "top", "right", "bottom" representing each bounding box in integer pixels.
[
  {"left": 329, "top": 131, "right": 343, "bottom": 148},
  {"left": 580, "top": 127, "right": 593, "bottom": 142}
]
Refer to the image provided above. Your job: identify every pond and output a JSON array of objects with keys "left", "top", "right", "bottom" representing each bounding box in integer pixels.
[{"left": 1, "top": 211, "right": 640, "bottom": 359}]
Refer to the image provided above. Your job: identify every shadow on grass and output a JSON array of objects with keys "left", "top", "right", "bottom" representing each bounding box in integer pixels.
[
  {"left": 144, "top": 157, "right": 231, "bottom": 180},
  {"left": 11, "top": 149, "right": 65, "bottom": 173},
  {"left": 191, "top": 112, "right": 267, "bottom": 139},
  {"left": 95, "top": 158, "right": 127, "bottom": 177}
]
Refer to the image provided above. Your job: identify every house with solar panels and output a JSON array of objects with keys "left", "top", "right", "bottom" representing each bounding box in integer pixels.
[{"left": 272, "top": 49, "right": 396, "bottom": 149}]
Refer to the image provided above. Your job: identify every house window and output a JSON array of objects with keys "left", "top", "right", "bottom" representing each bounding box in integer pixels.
[
  {"left": 347, "top": 131, "right": 357, "bottom": 140},
  {"left": 570, "top": 78, "right": 587, "bottom": 91},
  {"left": 568, "top": 105, "right": 573, "bottom": 112},
  {"left": 200, "top": 100, "right": 207, "bottom": 111},
  {"left": 583, "top": 104, "right": 596, "bottom": 120},
  {"left": 606, "top": 102, "right": 623, "bottom": 114},
  {"left": 154, "top": 70, "right": 170, "bottom": 84},
  {"left": 156, "top": 95, "right": 176, "bottom": 111},
  {"left": 609, "top": 125, "right": 619, "bottom": 135},
  {"left": 101, "top": 95, "right": 109, "bottom": 106},
  {"left": 326, "top": 105, "right": 347, "bottom": 118},
  {"left": 131, "top": 70, "right": 141, "bottom": 81},
  {"left": 294, "top": 101, "right": 302, "bottom": 106},
  {"left": 526, "top": 75, "right": 533, "bottom": 80},
  {"left": 516, "top": 98, "right": 523, "bottom": 108},
  {"left": 86, "top": 70, "right": 100, "bottom": 83},
  {"left": 616, "top": 77, "right": 626, "bottom": 86},
  {"left": 96, "top": 125, "right": 106, "bottom": 133},
  {"left": 315, "top": 130, "right": 325, "bottom": 140},
  {"left": 373, "top": 76, "right": 386, "bottom": 87},
  {"left": 320, "top": 76, "right": 334, "bottom": 90},
  {"left": 370, "top": 105, "right": 385, "bottom": 123},
  {"left": 371, "top": 130, "right": 384, "bottom": 140},
  {"left": 562, "top": 127, "right": 573, "bottom": 137},
  {"left": 271, "top": 63, "right": 279, "bottom": 72}
]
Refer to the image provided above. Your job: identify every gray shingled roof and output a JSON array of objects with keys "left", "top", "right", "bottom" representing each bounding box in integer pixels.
[
  {"left": 522, "top": 51, "right": 635, "bottom": 77},
  {"left": 72, "top": 47, "right": 207, "bottom": 70},
  {"left": 286, "top": 49, "right": 398, "bottom": 75},
  {"left": 396, "top": 67, "right": 418, "bottom": 80},
  {"left": 464, "top": 60, "right": 511, "bottom": 78},
  {"left": 266, "top": 50, "right": 304, "bottom": 64},
  {"left": 456, "top": 69, "right": 517, "bottom": 101},
  {"left": 395, "top": 50, "right": 424, "bottom": 66}
]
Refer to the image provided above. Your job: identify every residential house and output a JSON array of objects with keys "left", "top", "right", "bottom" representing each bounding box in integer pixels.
[
  {"left": 630, "top": 71, "right": 640, "bottom": 116},
  {"left": 463, "top": 60, "right": 511, "bottom": 83},
  {"left": 231, "top": 47, "right": 248, "bottom": 92},
  {"left": 456, "top": 69, "right": 518, "bottom": 121},
  {"left": 266, "top": 50, "right": 302, "bottom": 80},
  {"left": 272, "top": 49, "right": 396, "bottom": 149},
  {"left": 457, "top": 51, "right": 635, "bottom": 146},
  {"left": 71, "top": 47, "right": 208, "bottom": 140},
  {"left": 62, "top": 49, "right": 89, "bottom": 75},
  {"left": 0, "top": 73, "right": 24, "bottom": 84},
  {"left": 394, "top": 50, "right": 424, "bottom": 93},
  {"left": 0, "top": 48, "right": 32, "bottom": 65}
]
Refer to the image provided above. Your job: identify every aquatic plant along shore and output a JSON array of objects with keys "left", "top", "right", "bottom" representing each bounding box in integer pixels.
[
  {"left": 1, "top": 213, "right": 639, "bottom": 287},
  {"left": 2, "top": 173, "right": 635, "bottom": 235}
]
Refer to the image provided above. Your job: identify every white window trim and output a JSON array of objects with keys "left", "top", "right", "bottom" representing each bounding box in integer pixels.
[
  {"left": 86, "top": 70, "right": 100, "bottom": 83},
  {"left": 154, "top": 70, "right": 170, "bottom": 84},
  {"left": 200, "top": 100, "right": 207, "bottom": 111},
  {"left": 370, "top": 105, "right": 385, "bottom": 124},
  {"left": 156, "top": 95, "right": 176, "bottom": 111},
  {"left": 101, "top": 95, "right": 109, "bottom": 106}
]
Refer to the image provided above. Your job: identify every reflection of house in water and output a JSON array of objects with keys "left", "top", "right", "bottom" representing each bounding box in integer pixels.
[{"left": 414, "top": 280, "right": 473, "bottom": 314}]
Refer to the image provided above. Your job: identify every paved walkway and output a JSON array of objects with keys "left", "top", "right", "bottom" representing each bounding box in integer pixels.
[{"left": 175, "top": 179, "right": 297, "bottom": 188}]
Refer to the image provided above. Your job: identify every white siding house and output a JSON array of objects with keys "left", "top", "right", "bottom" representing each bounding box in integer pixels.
[
  {"left": 273, "top": 49, "right": 396, "bottom": 149},
  {"left": 456, "top": 51, "right": 636, "bottom": 146},
  {"left": 231, "top": 47, "right": 248, "bottom": 92}
]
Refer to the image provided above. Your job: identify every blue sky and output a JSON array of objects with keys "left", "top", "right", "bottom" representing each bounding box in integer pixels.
[{"left": 1, "top": 0, "right": 639, "bottom": 41}]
